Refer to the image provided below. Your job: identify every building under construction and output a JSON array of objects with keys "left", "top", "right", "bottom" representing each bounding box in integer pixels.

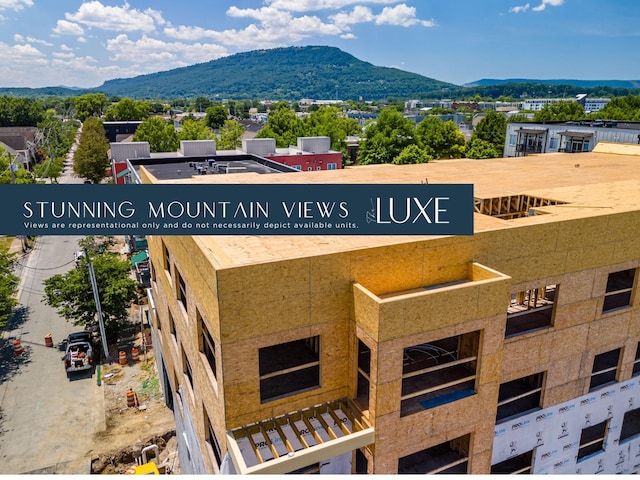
[{"left": 138, "top": 142, "right": 640, "bottom": 474}]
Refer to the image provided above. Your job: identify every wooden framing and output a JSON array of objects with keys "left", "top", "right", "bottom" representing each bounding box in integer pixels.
[
  {"left": 474, "top": 195, "right": 567, "bottom": 220},
  {"left": 226, "top": 398, "right": 374, "bottom": 474}
]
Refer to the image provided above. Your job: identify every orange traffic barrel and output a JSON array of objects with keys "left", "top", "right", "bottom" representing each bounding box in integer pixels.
[
  {"left": 44, "top": 334, "right": 53, "bottom": 348},
  {"left": 131, "top": 347, "right": 140, "bottom": 362},
  {"left": 119, "top": 351, "right": 127, "bottom": 365},
  {"left": 13, "top": 339, "right": 24, "bottom": 355},
  {"left": 126, "top": 388, "right": 136, "bottom": 408}
]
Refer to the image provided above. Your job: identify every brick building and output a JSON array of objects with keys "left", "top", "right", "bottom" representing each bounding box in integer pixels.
[{"left": 137, "top": 142, "right": 640, "bottom": 474}]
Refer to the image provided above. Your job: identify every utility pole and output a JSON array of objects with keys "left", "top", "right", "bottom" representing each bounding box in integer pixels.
[
  {"left": 8, "top": 152, "right": 16, "bottom": 184},
  {"left": 86, "top": 249, "right": 110, "bottom": 363}
]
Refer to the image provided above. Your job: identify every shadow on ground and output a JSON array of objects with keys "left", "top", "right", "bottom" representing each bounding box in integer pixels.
[{"left": 0, "top": 306, "right": 32, "bottom": 386}]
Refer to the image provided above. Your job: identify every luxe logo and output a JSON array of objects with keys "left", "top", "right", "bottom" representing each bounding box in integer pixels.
[{"left": 367, "top": 196, "right": 450, "bottom": 224}]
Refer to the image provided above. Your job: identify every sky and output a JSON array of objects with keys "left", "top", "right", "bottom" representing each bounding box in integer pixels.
[{"left": 1, "top": 0, "right": 639, "bottom": 89}]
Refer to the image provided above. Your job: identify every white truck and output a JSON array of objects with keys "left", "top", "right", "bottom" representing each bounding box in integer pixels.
[{"left": 63, "top": 340, "right": 94, "bottom": 376}]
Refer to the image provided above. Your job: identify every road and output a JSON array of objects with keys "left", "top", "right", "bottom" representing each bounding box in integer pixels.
[{"left": 0, "top": 132, "right": 105, "bottom": 474}]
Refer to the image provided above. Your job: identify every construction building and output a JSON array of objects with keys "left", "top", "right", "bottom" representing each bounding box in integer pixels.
[{"left": 137, "top": 142, "right": 640, "bottom": 474}]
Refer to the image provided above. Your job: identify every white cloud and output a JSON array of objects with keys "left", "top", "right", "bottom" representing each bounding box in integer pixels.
[
  {"left": 533, "top": 0, "right": 564, "bottom": 11},
  {"left": 14, "top": 35, "right": 53, "bottom": 46},
  {"left": 0, "top": 0, "right": 32, "bottom": 11},
  {"left": 53, "top": 51, "right": 76, "bottom": 60},
  {"left": 376, "top": 4, "right": 436, "bottom": 27},
  {"left": 329, "top": 6, "right": 375, "bottom": 29},
  {"left": 52, "top": 19, "right": 85, "bottom": 36},
  {"left": 106, "top": 34, "right": 228, "bottom": 67},
  {"left": 509, "top": 3, "right": 530, "bottom": 13},
  {"left": 266, "top": 0, "right": 399, "bottom": 12},
  {"left": 64, "top": 1, "right": 164, "bottom": 33}
]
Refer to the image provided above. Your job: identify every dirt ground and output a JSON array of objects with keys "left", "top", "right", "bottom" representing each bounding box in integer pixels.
[
  {"left": 85, "top": 237, "right": 180, "bottom": 474},
  {"left": 88, "top": 319, "right": 180, "bottom": 474}
]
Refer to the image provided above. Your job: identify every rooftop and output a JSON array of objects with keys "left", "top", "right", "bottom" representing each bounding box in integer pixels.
[{"left": 140, "top": 142, "right": 640, "bottom": 267}]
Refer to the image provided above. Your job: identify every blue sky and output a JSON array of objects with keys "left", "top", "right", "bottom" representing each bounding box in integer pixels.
[{"left": 0, "top": 0, "right": 639, "bottom": 89}]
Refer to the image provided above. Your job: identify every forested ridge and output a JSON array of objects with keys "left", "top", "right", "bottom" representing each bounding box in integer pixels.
[{"left": 2, "top": 46, "right": 640, "bottom": 101}]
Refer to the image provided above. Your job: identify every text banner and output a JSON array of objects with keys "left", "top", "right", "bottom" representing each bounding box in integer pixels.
[{"left": 3, "top": 184, "right": 474, "bottom": 236}]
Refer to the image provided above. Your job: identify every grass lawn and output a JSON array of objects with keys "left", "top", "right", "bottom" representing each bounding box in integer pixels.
[{"left": 0, "top": 236, "right": 14, "bottom": 254}]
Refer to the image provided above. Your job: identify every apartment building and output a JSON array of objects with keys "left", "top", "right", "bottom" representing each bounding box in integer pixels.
[
  {"left": 504, "top": 121, "right": 640, "bottom": 157},
  {"left": 138, "top": 142, "right": 640, "bottom": 474}
]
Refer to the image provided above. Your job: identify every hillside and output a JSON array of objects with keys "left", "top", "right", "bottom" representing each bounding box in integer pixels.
[
  {"left": 94, "top": 46, "right": 456, "bottom": 101},
  {"left": 466, "top": 78, "right": 640, "bottom": 89}
]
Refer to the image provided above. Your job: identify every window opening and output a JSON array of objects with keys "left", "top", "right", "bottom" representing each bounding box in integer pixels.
[
  {"left": 506, "top": 285, "right": 556, "bottom": 337},
  {"left": 496, "top": 372, "right": 544, "bottom": 423},
  {"left": 259, "top": 336, "right": 320, "bottom": 402},
  {"left": 589, "top": 348, "right": 620, "bottom": 391},
  {"left": 490, "top": 450, "right": 533, "bottom": 474},
  {"left": 398, "top": 434, "right": 470, "bottom": 474},
  {"left": 603, "top": 268, "right": 636, "bottom": 313},
  {"left": 577, "top": 420, "right": 608, "bottom": 461},
  {"left": 356, "top": 339, "right": 371, "bottom": 411},
  {"left": 401, "top": 332, "right": 479, "bottom": 416}
]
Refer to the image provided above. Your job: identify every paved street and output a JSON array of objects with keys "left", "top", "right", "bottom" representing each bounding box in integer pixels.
[
  {"left": 0, "top": 234, "right": 106, "bottom": 473},
  {"left": 0, "top": 131, "right": 105, "bottom": 474}
]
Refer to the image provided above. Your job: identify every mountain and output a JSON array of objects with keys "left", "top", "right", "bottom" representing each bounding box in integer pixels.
[
  {"left": 94, "top": 46, "right": 457, "bottom": 101},
  {"left": 465, "top": 78, "right": 640, "bottom": 89}
]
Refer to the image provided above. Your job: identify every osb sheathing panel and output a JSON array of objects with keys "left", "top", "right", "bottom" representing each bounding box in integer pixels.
[
  {"left": 221, "top": 322, "right": 351, "bottom": 428},
  {"left": 544, "top": 379, "right": 586, "bottom": 407},
  {"left": 501, "top": 334, "right": 548, "bottom": 380},
  {"left": 374, "top": 380, "right": 402, "bottom": 417},
  {"left": 543, "top": 355, "right": 583, "bottom": 391},
  {"left": 586, "top": 311, "right": 632, "bottom": 349},
  {"left": 353, "top": 284, "right": 380, "bottom": 340},
  {"left": 351, "top": 243, "right": 424, "bottom": 296},
  {"left": 628, "top": 308, "right": 640, "bottom": 337},
  {"left": 547, "top": 324, "right": 591, "bottom": 364},
  {"left": 556, "top": 269, "right": 598, "bottom": 305}
]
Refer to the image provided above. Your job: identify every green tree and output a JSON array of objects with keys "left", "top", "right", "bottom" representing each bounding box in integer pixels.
[
  {"left": 468, "top": 111, "right": 507, "bottom": 158},
  {"left": 193, "top": 96, "right": 213, "bottom": 112},
  {"left": 415, "top": 117, "right": 465, "bottom": 159},
  {"left": 217, "top": 120, "right": 246, "bottom": 150},
  {"left": 74, "top": 93, "right": 108, "bottom": 122},
  {"left": 204, "top": 105, "right": 229, "bottom": 129},
  {"left": 591, "top": 95, "right": 640, "bottom": 121},
  {"left": 179, "top": 118, "right": 215, "bottom": 141},
  {"left": 43, "top": 250, "right": 138, "bottom": 337},
  {"left": 256, "top": 104, "right": 306, "bottom": 148},
  {"left": 465, "top": 139, "right": 502, "bottom": 159},
  {"left": 392, "top": 144, "right": 432, "bottom": 164},
  {"left": 133, "top": 117, "right": 179, "bottom": 153},
  {"left": 533, "top": 101, "right": 585, "bottom": 122},
  {"left": 0, "top": 251, "right": 18, "bottom": 329},
  {"left": 73, "top": 117, "right": 110, "bottom": 184},
  {"left": 104, "top": 98, "right": 152, "bottom": 121},
  {"left": 0, "top": 147, "right": 35, "bottom": 184},
  {"left": 304, "top": 106, "right": 362, "bottom": 152},
  {"left": 357, "top": 107, "right": 415, "bottom": 165},
  {"left": 34, "top": 157, "right": 64, "bottom": 183},
  {"left": 0, "top": 96, "right": 44, "bottom": 127}
]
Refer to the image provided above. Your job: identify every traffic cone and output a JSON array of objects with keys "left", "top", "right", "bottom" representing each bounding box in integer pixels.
[
  {"left": 127, "top": 388, "right": 136, "bottom": 408},
  {"left": 13, "top": 339, "right": 24, "bottom": 355}
]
